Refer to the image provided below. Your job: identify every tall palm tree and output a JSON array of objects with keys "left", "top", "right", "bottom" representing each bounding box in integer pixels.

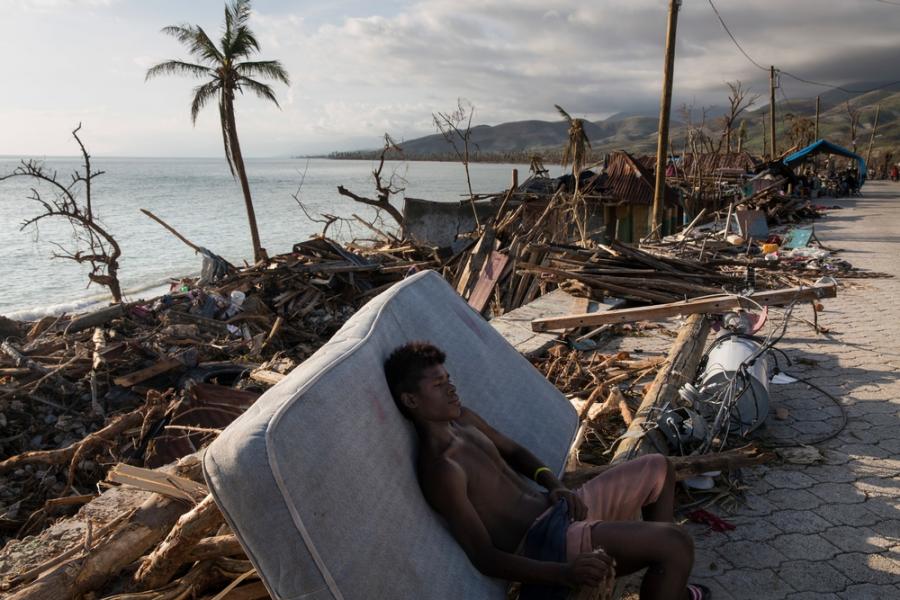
[{"left": 146, "top": 0, "right": 289, "bottom": 263}]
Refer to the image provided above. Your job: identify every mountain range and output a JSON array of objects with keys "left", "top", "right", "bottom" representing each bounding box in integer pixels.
[{"left": 330, "top": 82, "right": 900, "bottom": 166}]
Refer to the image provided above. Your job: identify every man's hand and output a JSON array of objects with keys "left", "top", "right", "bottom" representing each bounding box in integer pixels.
[
  {"left": 549, "top": 487, "right": 588, "bottom": 521},
  {"left": 560, "top": 551, "right": 615, "bottom": 588}
]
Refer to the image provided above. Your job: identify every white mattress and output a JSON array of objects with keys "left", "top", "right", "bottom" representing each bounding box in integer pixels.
[{"left": 202, "top": 270, "right": 578, "bottom": 599}]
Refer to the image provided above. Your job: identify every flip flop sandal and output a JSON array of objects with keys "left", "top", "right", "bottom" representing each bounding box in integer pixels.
[{"left": 688, "top": 583, "right": 712, "bottom": 600}]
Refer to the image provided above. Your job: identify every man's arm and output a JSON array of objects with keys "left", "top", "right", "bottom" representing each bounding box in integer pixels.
[
  {"left": 423, "top": 458, "right": 609, "bottom": 587},
  {"left": 460, "top": 408, "right": 586, "bottom": 519}
]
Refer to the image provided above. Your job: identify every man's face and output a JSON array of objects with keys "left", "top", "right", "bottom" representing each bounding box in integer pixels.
[{"left": 403, "top": 364, "right": 461, "bottom": 421}]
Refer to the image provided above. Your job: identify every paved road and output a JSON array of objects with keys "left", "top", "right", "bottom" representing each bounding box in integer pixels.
[{"left": 684, "top": 181, "right": 900, "bottom": 599}]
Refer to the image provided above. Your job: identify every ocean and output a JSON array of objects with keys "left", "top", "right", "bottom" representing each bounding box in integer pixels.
[{"left": 0, "top": 157, "right": 530, "bottom": 320}]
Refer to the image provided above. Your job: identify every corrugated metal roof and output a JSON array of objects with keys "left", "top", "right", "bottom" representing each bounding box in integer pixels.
[{"left": 592, "top": 151, "right": 678, "bottom": 206}]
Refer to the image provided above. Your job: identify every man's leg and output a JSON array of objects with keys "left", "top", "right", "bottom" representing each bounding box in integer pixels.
[
  {"left": 589, "top": 521, "right": 694, "bottom": 600},
  {"left": 641, "top": 455, "right": 676, "bottom": 523}
]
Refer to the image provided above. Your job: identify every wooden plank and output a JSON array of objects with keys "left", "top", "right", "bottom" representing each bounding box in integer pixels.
[
  {"left": 531, "top": 282, "right": 837, "bottom": 332},
  {"left": 467, "top": 251, "right": 510, "bottom": 313},
  {"left": 249, "top": 369, "right": 286, "bottom": 386}
]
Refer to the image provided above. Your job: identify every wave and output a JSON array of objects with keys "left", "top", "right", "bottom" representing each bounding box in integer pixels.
[{"left": 4, "top": 272, "right": 198, "bottom": 322}]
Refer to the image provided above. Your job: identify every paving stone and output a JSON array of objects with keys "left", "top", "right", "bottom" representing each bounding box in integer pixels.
[
  {"left": 776, "top": 560, "right": 850, "bottom": 593},
  {"left": 808, "top": 482, "right": 867, "bottom": 504},
  {"left": 716, "top": 517, "right": 783, "bottom": 542},
  {"left": 767, "top": 509, "right": 833, "bottom": 534},
  {"left": 764, "top": 488, "right": 823, "bottom": 510},
  {"left": 859, "top": 497, "right": 900, "bottom": 520},
  {"left": 838, "top": 583, "right": 900, "bottom": 600},
  {"left": 807, "top": 465, "right": 861, "bottom": 484},
  {"left": 853, "top": 476, "right": 900, "bottom": 498},
  {"left": 821, "top": 526, "right": 894, "bottom": 554},
  {"left": 713, "top": 568, "right": 795, "bottom": 600},
  {"left": 716, "top": 540, "right": 788, "bottom": 569},
  {"left": 770, "top": 533, "right": 842, "bottom": 560},
  {"left": 691, "top": 547, "right": 733, "bottom": 578},
  {"left": 762, "top": 470, "right": 817, "bottom": 489},
  {"left": 831, "top": 552, "right": 900, "bottom": 585}
]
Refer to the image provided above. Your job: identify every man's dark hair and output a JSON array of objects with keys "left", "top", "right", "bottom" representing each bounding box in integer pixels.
[{"left": 384, "top": 342, "right": 446, "bottom": 419}]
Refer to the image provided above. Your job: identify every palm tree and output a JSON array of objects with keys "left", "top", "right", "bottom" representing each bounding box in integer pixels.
[
  {"left": 555, "top": 104, "right": 591, "bottom": 188},
  {"left": 146, "top": 0, "right": 289, "bottom": 263}
]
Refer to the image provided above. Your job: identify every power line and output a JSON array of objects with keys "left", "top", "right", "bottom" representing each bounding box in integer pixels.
[
  {"left": 705, "top": 0, "right": 768, "bottom": 72},
  {"left": 875, "top": 0, "right": 900, "bottom": 7},
  {"left": 707, "top": 0, "right": 900, "bottom": 95},
  {"left": 779, "top": 71, "right": 900, "bottom": 95}
]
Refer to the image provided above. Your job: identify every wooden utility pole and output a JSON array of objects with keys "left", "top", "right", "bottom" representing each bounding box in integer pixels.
[
  {"left": 762, "top": 115, "right": 768, "bottom": 158},
  {"left": 814, "top": 96, "right": 821, "bottom": 140},
  {"left": 650, "top": 0, "right": 681, "bottom": 238},
  {"left": 769, "top": 66, "right": 777, "bottom": 159},
  {"left": 866, "top": 104, "right": 881, "bottom": 168}
]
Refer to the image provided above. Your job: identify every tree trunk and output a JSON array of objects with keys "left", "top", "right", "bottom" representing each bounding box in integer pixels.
[{"left": 224, "top": 94, "right": 265, "bottom": 264}]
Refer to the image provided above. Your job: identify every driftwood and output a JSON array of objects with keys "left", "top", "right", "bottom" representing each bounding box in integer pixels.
[
  {"left": 133, "top": 495, "right": 223, "bottom": 590},
  {"left": 6, "top": 457, "right": 203, "bottom": 600}
]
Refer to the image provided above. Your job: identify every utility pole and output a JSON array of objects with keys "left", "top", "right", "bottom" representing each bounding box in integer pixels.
[
  {"left": 769, "top": 66, "right": 777, "bottom": 159},
  {"left": 866, "top": 104, "right": 881, "bottom": 168},
  {"left": 650, "top": 0, "right": 681, "bottom": 238},
  {"left": 814, "top": 96, "right": 820, "bottom": 140},
  {"left": 762, "top": 115, "right": 768, "bottom": 158}
]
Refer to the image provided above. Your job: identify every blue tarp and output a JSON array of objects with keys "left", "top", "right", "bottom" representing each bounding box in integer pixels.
[{"left": 783, "top": 139, "right": 867, "bottom": 185}]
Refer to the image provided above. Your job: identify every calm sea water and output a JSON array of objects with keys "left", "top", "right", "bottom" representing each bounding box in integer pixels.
[{"left": 0, "top": 157, "right": 530, "bottom": 320}]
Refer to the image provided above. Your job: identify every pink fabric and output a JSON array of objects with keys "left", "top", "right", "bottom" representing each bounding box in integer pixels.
[{"left": 565, "top": 454, "right": 668, "bottom": 558}]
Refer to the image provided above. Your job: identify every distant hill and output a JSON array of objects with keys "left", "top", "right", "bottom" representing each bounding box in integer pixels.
[{"left": 330, "top": 82, "right": 900, "bottom": 167}]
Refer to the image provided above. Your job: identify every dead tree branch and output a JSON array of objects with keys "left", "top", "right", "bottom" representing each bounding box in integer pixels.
[
  {"left": 334, "top": 134, "right": 406, "bottom": 228},
  {"left": 0, "top": 124, "right": 123, "bottom": 303}
]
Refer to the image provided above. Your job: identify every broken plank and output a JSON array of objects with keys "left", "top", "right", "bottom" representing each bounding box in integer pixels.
[
  {"left": 531, "top": 282, "right": 837, "bottom": 332},
  {"left": 467, "top": 251, "right": 510, "bottom": 313}
]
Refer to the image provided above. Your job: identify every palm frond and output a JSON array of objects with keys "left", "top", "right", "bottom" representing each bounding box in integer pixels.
[
  {"left": 193, "top": 26, "right": 224, "bottom": 63},
  {"left": 237, "top": 76, "right": 280, "bottom": 107},
  {"left": 145, "top": 60, "right": 212, "bottom": 82},
  {"left": 230, "top": 26, "right": 261, "bottom": 57},
  {"left": 161, "top": 24, "right": 222, "bottom": 64},
  {"left": 191, "top": 80, "right": 222, "bottom": 123},
  {"left": 235, "top": 60, "right": 289, "bottom": 85},
  {"left": 555, "top": 104, "right": 574, "bottom": 124}
]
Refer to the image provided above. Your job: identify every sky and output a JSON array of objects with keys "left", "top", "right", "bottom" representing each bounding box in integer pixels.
[{"left": 1, "top": 0, "right": 898, "bottom": 157}]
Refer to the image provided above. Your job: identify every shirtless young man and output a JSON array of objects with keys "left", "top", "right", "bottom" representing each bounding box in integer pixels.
[{"left": 384, "top": 342, "right": 711, "bottom": 600}]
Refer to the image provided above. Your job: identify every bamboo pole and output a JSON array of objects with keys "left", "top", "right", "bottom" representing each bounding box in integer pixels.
[{"left": 611, "top": 314, "right": 710, "bottom": 463}]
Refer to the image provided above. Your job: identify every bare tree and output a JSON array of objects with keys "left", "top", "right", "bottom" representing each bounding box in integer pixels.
[
  {"left": 719, "top": 81, "right": 758, "bottom": 153},
  {"left": 845, "top": 101, "right": 862, "bottom": 153},
  {"left": 784, "top": 113, "right": 816, "bottom": 150},
  {"left": 433, "top": 98, "right": 480, "bottom": 225},
  {"left": 335, "top": 134, "right": 406, "bottom": 228},
  {"left": 0, "top": 125, "right": 123, "bottom": 302}
]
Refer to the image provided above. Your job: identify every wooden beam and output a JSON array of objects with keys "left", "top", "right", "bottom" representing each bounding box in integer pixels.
[
  {"left": 531, "top": 283, "right": 837, "bottom": 332},
  {"left": 611, "top": 314, "right": 710, "bottom": 463}
]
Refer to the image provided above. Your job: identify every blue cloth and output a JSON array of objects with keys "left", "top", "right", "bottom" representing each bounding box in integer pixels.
[
  {"left": 520, "top": 499, "right": 570, "bottom": 600},
  {"left": 783, "top": 139, "right": 867, "bottom": 185}
]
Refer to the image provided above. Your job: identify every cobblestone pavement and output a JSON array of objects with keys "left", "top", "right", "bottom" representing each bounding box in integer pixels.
[{"left": 682, "top": 181, "right": 900, "bottom": 599}]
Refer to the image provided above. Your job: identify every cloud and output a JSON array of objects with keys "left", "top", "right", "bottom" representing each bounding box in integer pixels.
[{"left": 3, "top": 0, "right": 899, "bottom": 156}]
